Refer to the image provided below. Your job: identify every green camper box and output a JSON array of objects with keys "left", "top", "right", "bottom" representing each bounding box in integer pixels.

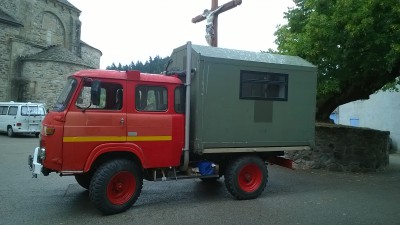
[{"left": 169, "top": 43, "right": 317, "bottom": 154}]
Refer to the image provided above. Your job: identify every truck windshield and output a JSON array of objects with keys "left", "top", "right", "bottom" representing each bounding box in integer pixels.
[{"left": 53, "top": 77, "right": 77, "bottom": 112}]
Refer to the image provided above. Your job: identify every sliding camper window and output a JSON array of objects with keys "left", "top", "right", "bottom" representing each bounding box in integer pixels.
[
  {"left": 240, "top": 70, "right": 288, "bottom": 101},
  {"left": 136, "top": 86, "right": 168, "bottom": 112}
]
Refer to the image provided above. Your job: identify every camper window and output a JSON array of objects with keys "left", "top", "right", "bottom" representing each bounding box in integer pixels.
[{"left": 240, "top": 70, "right": 288, "bottom": 101}]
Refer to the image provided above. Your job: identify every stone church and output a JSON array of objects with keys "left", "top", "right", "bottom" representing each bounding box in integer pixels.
[{"left": 0, "top": 0, "right": 101, "bottom": 107}]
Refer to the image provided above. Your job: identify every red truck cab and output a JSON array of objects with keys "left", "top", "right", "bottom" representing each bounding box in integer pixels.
[{"left": 41, "top": 69, "right": 185, "bottom": 174}]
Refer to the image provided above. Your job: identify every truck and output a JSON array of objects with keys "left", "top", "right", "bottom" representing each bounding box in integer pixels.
[{"left": 28, "top": 42, "right": 317, "bottom": 215}]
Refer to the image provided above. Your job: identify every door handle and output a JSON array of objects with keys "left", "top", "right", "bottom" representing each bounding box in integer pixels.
[{"left": 120, "top": 118, "right": 125, "bottom": 125}]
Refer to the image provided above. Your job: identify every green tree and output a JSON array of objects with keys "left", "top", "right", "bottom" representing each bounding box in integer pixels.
[
  {"left": 275, "top": 0, "right": 400, "bottom": 121},
  {"left": 107, "top": 63, "right": 117, "bottom": 70},
  {"left": 106, "top": 56, "right": 170, "bottom": 74}
]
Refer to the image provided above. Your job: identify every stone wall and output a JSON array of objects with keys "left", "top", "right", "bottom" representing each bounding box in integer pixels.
[
  {"left": 9, "top": 39, "right": 46, "bottom": 100},
  {"left": 286, "top": 123, "right": 390, "bottom": 172},
  {"left": 20, "top": 61, "right": 87, "bottom": 107},
  {"left": 0, "top": 0, "right": 101, "bottom": 103},
  {"left": 337, "top": 89, "right": 400, "bottom": 153},
  {"left": 81, "top": 43, "right": 102, "bottom": 69},
  {"left": 0, "top": 23, "right": 18, "bottom": 100},
  {"left": 5, "top": 0, "right": 81, "bottom": 52}
]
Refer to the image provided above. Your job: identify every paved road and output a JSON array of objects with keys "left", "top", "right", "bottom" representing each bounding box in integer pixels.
[{"left": 0, "top": 134, "right": 399, "bottom": 225}]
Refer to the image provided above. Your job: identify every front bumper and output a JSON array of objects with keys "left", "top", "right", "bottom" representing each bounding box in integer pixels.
[{"left": 28, "top": 147, "right": 43, "bottom": 178}]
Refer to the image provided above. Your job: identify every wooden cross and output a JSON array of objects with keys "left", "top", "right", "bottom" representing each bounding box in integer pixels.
[{"left": 192, "top": 0, "right": 242, "bottom": 47}]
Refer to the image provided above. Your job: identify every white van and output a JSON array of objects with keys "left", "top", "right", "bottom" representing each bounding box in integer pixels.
[{"left": 0, "top": 102, "right": 46, "bottom": 137}]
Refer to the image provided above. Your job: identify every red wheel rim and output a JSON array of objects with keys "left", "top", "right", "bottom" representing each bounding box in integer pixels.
[
  {"left": 107, "top": 171, "right": 136, "bottom": 205},
  {"left": 238, "top": 163, "right": 262, "bottom": 192}
]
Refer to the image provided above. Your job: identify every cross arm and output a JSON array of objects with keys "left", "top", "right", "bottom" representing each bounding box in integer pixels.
[
  {"left": 192, "top": 14, "right": 206, "bottom": 23},
  {"left": 191, "top": 0, "right": 242, "bottom": 23}
]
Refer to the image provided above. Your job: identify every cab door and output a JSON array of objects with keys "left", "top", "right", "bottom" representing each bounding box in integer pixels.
[
  {"left": 126, "top": 84, "right": 183, "bottom": 168},
  {"left": 62, "top": 79, "right": 126, "bottom": 171}
]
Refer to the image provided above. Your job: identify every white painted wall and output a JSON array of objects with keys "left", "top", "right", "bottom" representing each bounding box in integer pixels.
[{"left": 337, "top": 88, "right": 400, "bottom": 152}]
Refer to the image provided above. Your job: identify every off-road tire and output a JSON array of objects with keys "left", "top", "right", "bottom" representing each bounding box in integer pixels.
[
  {"left": 224, "top": 156, "right": 268, "bottom": 200},
  {"left": 89, "top": 159, "right": 143, "bottom": 215},
  {"left": 74, "top": 172, "right": 93, "bottom": 190}
]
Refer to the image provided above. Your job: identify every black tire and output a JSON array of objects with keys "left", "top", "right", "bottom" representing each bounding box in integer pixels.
[
  {"left": 35, "top": 133, "right": 40, "bottom": 138},
  {"left": 7, "top": 126, "right": 14, "bottom": 137},
  {"left": 74, "top": 173, "right": 93, "bottom": 190},
  {"left": 89, "top": 159, "right": 143, "bottom": 215},
  {"left": 224, "top": 156, "right": 268, "bottom": 200}
]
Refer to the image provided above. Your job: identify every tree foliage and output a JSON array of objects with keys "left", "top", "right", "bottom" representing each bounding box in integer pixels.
[
  {"left": 275, "top": 0, "right": 400, "bottom": 121},
  {"left": 106, "top": 56, "right": 170, "bottom": 74}
]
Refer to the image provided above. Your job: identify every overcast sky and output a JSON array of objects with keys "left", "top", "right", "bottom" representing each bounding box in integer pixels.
[{"left": 67, "top": 0, "right": 295, "bottom": 69}]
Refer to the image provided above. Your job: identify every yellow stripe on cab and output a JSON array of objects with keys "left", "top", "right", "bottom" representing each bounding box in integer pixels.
[{"left": 63, "top": 136, "right": 171, "bottom": 142}]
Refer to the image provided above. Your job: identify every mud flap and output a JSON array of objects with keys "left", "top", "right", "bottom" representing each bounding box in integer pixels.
[{"left": 267, "top": 156, "right": 293, "bottom": 170}]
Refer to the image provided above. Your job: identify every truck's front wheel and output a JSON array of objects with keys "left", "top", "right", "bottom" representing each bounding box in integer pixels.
[
  {"left": 75, "top": 172, "right": 92, "bottom": 190},
  {"left": 224, "top": 156, "right": 268, "bottom": 200},
  {"left": 89, "top": 159, "right": 143, "bottom": 215}
]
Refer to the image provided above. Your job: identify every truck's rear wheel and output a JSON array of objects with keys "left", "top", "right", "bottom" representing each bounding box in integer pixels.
[
  {"left": 89, "top": 159, "right": 143, "bottom": 215},
  {"left": 224, "top": 156, "right": 268, "bottom": 200}
]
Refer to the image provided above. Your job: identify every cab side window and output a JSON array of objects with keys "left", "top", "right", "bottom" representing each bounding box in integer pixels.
[
  {"left": 174, "top": 86, "right": 185, "bottom": 113},
  {"left": 75, "top": 81, "right": 123, "bottom": 110},
  {"left": 136, "top": 86, "right": 168, "bottom": 112}
]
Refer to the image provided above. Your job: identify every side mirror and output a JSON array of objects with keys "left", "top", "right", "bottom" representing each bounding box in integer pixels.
[{"left": 91, "top": 80, "right": 101, "bottom": 106}]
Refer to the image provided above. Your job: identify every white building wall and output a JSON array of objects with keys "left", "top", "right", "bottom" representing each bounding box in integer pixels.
[{"left": 337, "top": 88, "right": 400, "bottom": 152}]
